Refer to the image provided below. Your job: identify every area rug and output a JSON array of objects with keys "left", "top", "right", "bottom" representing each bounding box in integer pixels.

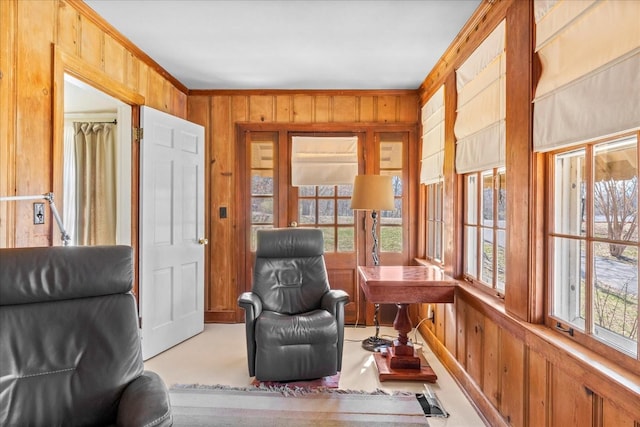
[
  {"left": 169, "top": 384, "right": 430, "bottom": 426},
  {"left": 250, "top": 372, "right": 340, "bottom": 389}
]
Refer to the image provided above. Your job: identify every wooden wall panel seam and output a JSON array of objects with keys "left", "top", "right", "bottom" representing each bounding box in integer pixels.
[{"left": 0, "top": 0, "right": 18, "bottom": 247}]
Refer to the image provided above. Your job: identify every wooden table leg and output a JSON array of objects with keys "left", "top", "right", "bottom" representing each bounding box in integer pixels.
[
  {"left": 389, "top": 303, "right": 420, "bottom": 368},
  {"left": 371, "top": 303, "right": 438, "bottom": 382}
]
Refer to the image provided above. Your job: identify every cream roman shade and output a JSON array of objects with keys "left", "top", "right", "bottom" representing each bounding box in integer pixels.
[
  {"left": 420, "top": 85, "right": 445, "bottom": 185},
  {"left": 291, "top": 136, "right": 358, "bottom": 186},
  {"left": 533, "top": 0, "right": 640, "bottom": 152},
  {"left": 454, "top": 20, "right": 506, "bottom": 174}
]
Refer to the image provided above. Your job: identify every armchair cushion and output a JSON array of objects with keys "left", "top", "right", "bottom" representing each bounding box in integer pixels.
[{"left": 255, "top": 310, "right": 339, "bottom": 381}]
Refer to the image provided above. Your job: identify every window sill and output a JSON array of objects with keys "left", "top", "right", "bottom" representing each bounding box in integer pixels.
[{"left": 412, "top": 257, "right": 444, "bottom": 269}]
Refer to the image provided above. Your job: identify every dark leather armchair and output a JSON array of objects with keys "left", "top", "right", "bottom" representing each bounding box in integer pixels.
[
  {"left": 0, "top": 246, "right": 172, "bottom": 427},
  {"left": 238, "top": 228, "right": 350, "bottom": 382}
]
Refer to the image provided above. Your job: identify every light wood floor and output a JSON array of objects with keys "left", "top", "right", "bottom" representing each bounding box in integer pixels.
[{"left": 145, "top": 323, "right": 487, "bottom": 426}]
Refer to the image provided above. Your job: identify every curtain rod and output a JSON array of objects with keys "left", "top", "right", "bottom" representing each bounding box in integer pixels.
[
  {"left": 66, "top": 118, "right": 117, "bottom": 125},
  {"left": 87, "top": 119, "right": 117, "bottom": 124}
]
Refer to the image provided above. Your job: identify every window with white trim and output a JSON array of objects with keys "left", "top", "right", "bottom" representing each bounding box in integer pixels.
[
  {"left": 464, "top": 168, "right": 506, "bottom": 293},
  {"left": 424, "top": 182, "right": 444, "bottom": 264},
  {"left": 533, "top": 0, "right": 640, "bottom": 361},
  {"left": 550, "top": 134, "right": 638, "bottom": 358}
]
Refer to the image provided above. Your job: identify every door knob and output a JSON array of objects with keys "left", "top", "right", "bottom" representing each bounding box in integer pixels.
[
  {"left": 289, "top": 221, "right": 298, "bottom": 227},
  {"left": 198, "top": 237, "right": 209, "bottom": 245}
]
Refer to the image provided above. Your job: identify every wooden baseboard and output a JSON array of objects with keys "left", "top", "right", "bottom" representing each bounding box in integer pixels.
[{"left": 205, "top": 310, "right": 236, "bottom": 323}]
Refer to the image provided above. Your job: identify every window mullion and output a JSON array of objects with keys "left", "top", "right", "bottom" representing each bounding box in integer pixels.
[
  {"left": 493, "top": 169, "right": 499, "bottom": 290},
  {"left": 476, "top": 172, "right": 482, "bottom": 280},
  {"left": 584, "top": 145, "right": 594, "bottom": 335}
]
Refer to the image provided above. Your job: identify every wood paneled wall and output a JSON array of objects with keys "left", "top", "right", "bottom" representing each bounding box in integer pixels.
[
  {"left": 416, "top": 0, "right": 640, "bottom": 425},
  {"left": 0, "top": 0, "right": 186, "bottom": 247},
  {"left": 417, "top": 286, "right": 640, "bottom": 426},
  {"left": 187, "top": 91, "right": 419, "bottom": 322}
]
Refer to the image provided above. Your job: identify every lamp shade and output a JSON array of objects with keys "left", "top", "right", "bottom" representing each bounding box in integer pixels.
[{"left": 350, "top": 175, "right": 395, "bottom": 211}]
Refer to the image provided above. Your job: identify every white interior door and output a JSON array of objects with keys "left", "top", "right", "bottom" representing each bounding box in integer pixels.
[{"left": 140, "top": 106, "right": 205, "bottom": 360}]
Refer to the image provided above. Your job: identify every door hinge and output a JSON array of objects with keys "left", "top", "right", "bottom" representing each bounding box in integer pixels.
[{"left": 133, "top": 127, "right": 144, "bottom": 141}]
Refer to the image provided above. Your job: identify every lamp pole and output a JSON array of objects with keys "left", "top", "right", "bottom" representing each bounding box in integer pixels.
[
  {"left": 361, "top": 209, "right": 392, "bottom": 352},
  {"left": 350, "top": 174, "right": 395, "bottom": 352}
]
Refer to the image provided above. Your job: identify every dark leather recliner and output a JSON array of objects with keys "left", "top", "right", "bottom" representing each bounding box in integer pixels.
[
  {"left": 0, "top": 245, "right": 172, "bottom": 427},
  {"left": 238, "top": 228, "right": 350, "bottom": 382}
]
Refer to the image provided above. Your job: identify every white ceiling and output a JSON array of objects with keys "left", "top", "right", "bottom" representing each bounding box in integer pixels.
[
  {"left": 84, "top": 0, "right": 481, "bottom": 90},
  {"left": 64, "top": 74, "right": 123, "bottom": 114}
]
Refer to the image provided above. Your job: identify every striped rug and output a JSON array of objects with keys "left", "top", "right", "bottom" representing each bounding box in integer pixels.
[{"left": 169, "top": 384, "right": 430, "bottom": 426}]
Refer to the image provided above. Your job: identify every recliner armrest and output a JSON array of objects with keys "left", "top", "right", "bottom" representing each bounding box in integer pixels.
[
  {"left": 238, "top": 292, "right": 263, "bottom": 321},
  {"left": 117, "top": 371, "right": 172, "bottom": 427},
  {"left": 321, "top": 289, "right": 349, "bottom": 316},
  {"left": 238, "top": 292, "right": 264, "bottom": 377}
]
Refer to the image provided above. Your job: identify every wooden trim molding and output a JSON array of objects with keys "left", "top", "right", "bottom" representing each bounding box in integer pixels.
[
  {"left": 418, "top": 0, "right": 513, "bottom": 103},
  {"left": 56, "top": 47, "right": 145, "bottom": 105},
  {"left": 504, "top": 0, "right": 541, "bottom": 323},
  {"left": 65, "top": 0, "right": 188, "bottom": 94},
  {"left": 190, "top": 89, "right": 419, "bottom": 97}
]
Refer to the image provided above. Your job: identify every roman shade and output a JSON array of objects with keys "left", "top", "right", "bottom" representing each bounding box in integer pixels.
[
  {"left": 533, "top": 0, "right": 640, "bottom": 152},
  {"left": 454, "top": 20, "right": 506, "bottom": 174},
  {"left": 420, "top": 85, "right": 445, "bottom": 185},
  {"left": 291, "top": 136, "right": 358, "bottom": 186}
]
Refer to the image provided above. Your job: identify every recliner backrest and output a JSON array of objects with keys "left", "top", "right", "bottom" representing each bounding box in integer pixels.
[
  {"left": 0, "top": 246, "right": 143, "bottom": 426},
  {"left": 252, "top": 228, "right": 330, "bottom": 315}
]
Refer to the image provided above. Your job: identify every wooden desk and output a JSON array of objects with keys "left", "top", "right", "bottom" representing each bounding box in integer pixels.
[{"left": 357, "top": 265, "right": 456, "bottom": 382}]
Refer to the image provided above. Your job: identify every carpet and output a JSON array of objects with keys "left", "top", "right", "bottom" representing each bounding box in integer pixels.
[{"left": 169, "top": 384, "right": 430, "bottom": 426}]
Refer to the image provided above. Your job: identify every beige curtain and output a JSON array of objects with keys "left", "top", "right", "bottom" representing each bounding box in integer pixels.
[
  {"left": 291, "top": 136, "right": 358, "bottom": 186},
  {"left": 420, "top": 85, "right": 445, "bottom": 184},
  {"left": 454, "top": 20, "right": 506, "bottom": 174},
  {"left": 533, "top": 0, "right": 640, "bottom": 151},
  {"left": 74, "top": 122, "right": 117, "bottom": 245}
]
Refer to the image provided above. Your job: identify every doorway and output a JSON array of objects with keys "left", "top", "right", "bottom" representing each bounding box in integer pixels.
[{"left": 63, "top": 74, "right": 132, "bottom": 246}]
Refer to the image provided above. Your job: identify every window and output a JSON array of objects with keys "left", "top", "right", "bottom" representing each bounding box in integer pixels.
[
  {"left": 249, "top": 134, "right": 276, "bottom": 250},
  {"left": 297, "top": 184, "right": 354, "bottom": 253},
  {"left": 464, "top": 168, "right": 506, "bottom": 293},
  {"left": 423, "top": 182, "right": 444, "bottom": 264},
  {"left": 379, "top": 138, "right": 403, "bottom": 253},
  {"left": 550, "top": 134, "right": 638, "bottom": 358},
  {"left": 420, "top": 84, "right": 445, "bottom": 265}
]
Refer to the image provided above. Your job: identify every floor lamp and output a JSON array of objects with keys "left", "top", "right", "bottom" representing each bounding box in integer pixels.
[{"left": 350, "top": 174, "right": 395, "bottom": 351}]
